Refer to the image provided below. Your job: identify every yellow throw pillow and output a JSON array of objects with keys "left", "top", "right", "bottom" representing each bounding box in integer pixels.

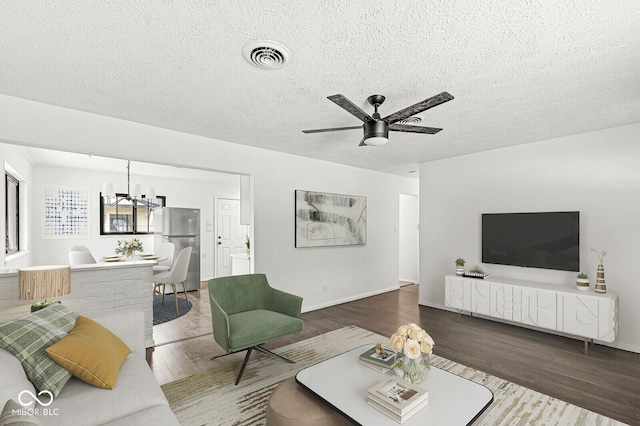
[{"left": 45, "top": 316, "right": 131, "bottom": 390}]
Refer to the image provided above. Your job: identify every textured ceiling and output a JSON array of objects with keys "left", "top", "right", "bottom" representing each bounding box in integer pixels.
[{"left": 1, "top": 1, "right": 639, "bottom": 177}]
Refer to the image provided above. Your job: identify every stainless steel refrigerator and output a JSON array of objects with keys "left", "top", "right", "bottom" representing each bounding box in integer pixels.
[{"left": 153, "top": 207, "right": 201, "bottom": 291}]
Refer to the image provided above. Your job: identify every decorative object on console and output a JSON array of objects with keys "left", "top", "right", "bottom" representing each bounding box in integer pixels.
[
  {"left": 390, "top": 323, "right": 434, "bottom": 384},
  {"left": 591, "top": 249, "right": 607, "bottom": 294},
  {"left": 576, "top": 272, "right": 590, "bottom": 291},
  {"left": 115, "top": 238, "right": 144, "bottom": 258},
  {"left": 455, "top": 257, "right": 465, "bottom": 276},
  {"left": 463, "top": 265, "right": 489, "bottom": 279},
  {"left": 245, "top": 236, "right": 250, "bottom": 256},
  {"left": 18, "top": 265, "right": 71, "bottom": 312}
]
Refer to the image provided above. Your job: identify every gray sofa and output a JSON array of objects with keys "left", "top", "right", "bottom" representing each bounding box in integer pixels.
[{"left": 0, "top": 311, "right": 179, "bottom": 426}]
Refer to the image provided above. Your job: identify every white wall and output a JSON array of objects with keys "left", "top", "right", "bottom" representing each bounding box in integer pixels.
[
  {"left": 0, "top": 95, "right": 418, "bottom": 312},
  {"left": 419, "top": 123, "right": 640, "bottom": 353},
  {"left": 399, "top": 194, "right": 419, "bottom": 283},
  {"left": 26, "top": 163, "right": 240, "bottom": 280}
]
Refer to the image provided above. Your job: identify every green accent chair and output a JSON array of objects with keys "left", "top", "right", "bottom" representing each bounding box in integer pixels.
[{"left": 208, "top": 274, "right": 304, "bottom": 385}]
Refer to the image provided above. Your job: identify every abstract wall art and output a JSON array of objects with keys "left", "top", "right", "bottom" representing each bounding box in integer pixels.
[
  {"left": 295, "top": 190, "right": 367, "bottom": 248},
  {"left": 42, "top": 186, "right": 91, "bottom": 238}
]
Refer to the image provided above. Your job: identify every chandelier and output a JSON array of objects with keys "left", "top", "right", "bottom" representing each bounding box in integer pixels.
[{"left": 101, "top": 160, "right": 156, "bottom": 201}]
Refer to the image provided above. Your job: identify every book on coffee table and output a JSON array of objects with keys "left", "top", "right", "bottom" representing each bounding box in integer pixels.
[
  {"left": 358, "top": 358, "right": 392, "bottom": 373},
  {"left": 366, "top": 376, "right": 429, "bottom": 422},
  {"left": 359, "top": 345, "right": 396, "bottom": 370},
  {"left": 366, "top": 395, "right": 429, "bottom": 423}
]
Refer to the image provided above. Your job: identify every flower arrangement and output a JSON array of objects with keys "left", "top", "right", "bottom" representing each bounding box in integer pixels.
[
  {"left": 115, "top": 238, "right": 144, "bottom": 257},
  {"left": 390, "top": 323, "right": 435, "bottom": 383}
]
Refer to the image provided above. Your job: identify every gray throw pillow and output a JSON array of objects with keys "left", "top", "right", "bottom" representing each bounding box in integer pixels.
[{"left": 0, "top": 304, "right": 78, "bottom": 398}]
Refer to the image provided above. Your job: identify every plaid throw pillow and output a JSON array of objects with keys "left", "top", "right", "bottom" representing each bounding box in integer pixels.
[{"left": 0, "top": 304, "right": 78, "bottom": 397}]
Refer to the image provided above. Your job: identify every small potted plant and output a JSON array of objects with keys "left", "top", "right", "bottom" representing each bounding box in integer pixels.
[
  {"left": 245, "top": 236, "right": 251, "bottom": 256},
  {"left": 576, "top": 272, "right": 590, "bottom": 291},
  {"left": 455, "top": 258, "right": 465, "bottom": 276}
]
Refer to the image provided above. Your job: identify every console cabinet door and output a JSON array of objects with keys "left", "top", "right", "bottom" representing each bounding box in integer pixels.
[
  {"left": 489, "top": 282, "right": 516, "bottom": 321},
  {"left": 521, "top": 288, "right": 557, "bottom": 330},
  {"left": 445, "top": 276, "right": 471, "bottom": 311},
  {"left": 561, "top": 294, "right": 616, "bottom": 342},
  {"left": 561, "top": 294, "right": 600, "bottom": 339}
]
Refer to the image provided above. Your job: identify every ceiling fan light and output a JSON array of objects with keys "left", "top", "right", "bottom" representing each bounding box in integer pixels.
[
  {"left": 363, "top": 119, "right": 389, "bottom": 146},
  {"left": 364, "top": 136, "right": 389, "bottom": 146}
]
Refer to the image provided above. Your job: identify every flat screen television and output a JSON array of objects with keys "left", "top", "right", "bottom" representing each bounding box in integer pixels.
[{"left": 482, "top": 211, "right": 580, "bottom": 272}]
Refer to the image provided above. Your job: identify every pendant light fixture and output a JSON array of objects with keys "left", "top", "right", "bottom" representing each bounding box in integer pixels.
[{"left": 101, "top": 160, "right": 156, "bottom": 201}]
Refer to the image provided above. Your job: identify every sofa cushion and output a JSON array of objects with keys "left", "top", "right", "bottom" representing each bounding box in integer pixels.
[
  {"left": 46, "top": 316, "right": 131, "bottom": 390},
  {"left": 0, "top": 348, "right": 36, "bottom": 410},
  {"left": 41, "top": 353, "right": 174, "bottom": 426},
  {"left": 228, "top": 309, "right": 303, "bottom": 350},
  {"left": 0, "top": 304, "right": 78, "bottom": 397},
  {"left": 0, "top": 399, "right": 43, "bottom": 426}
]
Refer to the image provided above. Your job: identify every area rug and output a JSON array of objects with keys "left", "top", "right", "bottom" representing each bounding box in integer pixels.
[
  {"left": 153, "top": 294, "right": 192, "bottom": 325},
  {"left": 161, "top": 326, "right": 625, "bottom": 426}
]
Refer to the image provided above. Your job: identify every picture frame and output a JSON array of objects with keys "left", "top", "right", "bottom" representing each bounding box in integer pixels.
[
  {"left": 295, "top": 190, "right": 367, "bottom": 248},
  {"left": 42, "top": 186, "right": 91, "bottom": 239}
]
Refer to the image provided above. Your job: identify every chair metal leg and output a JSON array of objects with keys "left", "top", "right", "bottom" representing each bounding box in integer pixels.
[
  {"left": 235, "top": 347, "right": 253, "bottom": 385},
  {"left": 254, "top": 345, "right": 296, "bottom": 364},
  {"left": 209, "top": 345, "right": 296, "bottom": 385}
]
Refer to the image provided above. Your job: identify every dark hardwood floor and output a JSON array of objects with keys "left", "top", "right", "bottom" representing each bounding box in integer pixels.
[{"left": 150, "top": 283, "right": 640, "bottom": 425}]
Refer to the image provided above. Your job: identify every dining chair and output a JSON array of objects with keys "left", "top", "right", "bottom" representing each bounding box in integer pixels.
[
  {"left": 153, "top": 246, "right": 192, "bottom": 315},
  {"left": 68, "top": 251, "right": 97, "bottom": 265},
  {"left": 152, "top": 242, "right": 175, "bottom": 275},
  {"left": 69, "top": 245, "right": 91, "bottom": 253}
]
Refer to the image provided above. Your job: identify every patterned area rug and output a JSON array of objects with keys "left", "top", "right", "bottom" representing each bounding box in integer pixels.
[
  {"left": 161, "top": 326, "right": 626, "bottom": 426},
  {"left": 153, "top": 294, "right": 192, "bottom": 325}
]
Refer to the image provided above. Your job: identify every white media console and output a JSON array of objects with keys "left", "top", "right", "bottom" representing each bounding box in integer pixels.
[{"left": 444, "top": 274, "right": 618, "bottom": 355}]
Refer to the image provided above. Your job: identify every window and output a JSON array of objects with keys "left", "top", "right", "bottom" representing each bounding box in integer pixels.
[
  {"left": 5, "top": 172, "right": 19, "bottom": 255},
  {"left": 100, "top": 193, "right": 166, "bottom": 235}
]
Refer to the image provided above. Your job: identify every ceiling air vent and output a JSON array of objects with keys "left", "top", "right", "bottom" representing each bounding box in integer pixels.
[
  {"left": 398, "top": 116, "right": 422, "bottom": 124},
  {"left": 242, "top": 40, "right": 291, "bottom": 70}
]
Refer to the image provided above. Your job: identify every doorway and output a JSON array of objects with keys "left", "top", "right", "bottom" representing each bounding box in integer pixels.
[
  {"left": 399, "top": 194, "right": 419, "bottom": 285},
  {"left": 216, "top": 198, "right": 249, "bottom": 277}
]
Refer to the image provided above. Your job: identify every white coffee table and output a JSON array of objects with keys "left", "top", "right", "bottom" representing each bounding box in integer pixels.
[{"left": 296, "top": 345, "right": 493, "bottom": 425}]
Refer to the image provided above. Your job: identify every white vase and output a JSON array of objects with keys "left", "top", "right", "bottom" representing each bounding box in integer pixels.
[{"left": 455, "top": 265, "right": 464, "bottom": 276}]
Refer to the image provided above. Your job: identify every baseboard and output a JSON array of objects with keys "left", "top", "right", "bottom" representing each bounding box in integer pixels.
[
  {"left": 418, "top": 300, "right": 640, "bottom": 355},
  {"left": 302, "top": 285, "right": 399, "bottom": 313}
]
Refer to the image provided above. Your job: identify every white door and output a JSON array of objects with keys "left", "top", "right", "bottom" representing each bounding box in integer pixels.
[
  {"left": 216, "top": 199, "right": 247, "bottom": 277},
  {"left": 399, "top": 194, "right": 419, "bottom": 284}
]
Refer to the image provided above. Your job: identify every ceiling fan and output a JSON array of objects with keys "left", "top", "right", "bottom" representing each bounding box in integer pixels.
[{"left": 302, "top": 92, "right": 454, "bottom": 146}]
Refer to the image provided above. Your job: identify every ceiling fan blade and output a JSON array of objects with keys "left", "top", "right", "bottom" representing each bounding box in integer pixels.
[
  {"left": 302, "top": 125, "right": 362, "bottom": 134},
  {"left": 358, "top": 137, "right": 367, "bottom": 146},
  {"left": 327, "top": 94, "right": 372, "bottom": 122},
  {"left": 383, "top": 92, "right": 454, "bottom": 124},
  {"left": 389, "top": 123, "right": 443, "bottom": 134}
]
